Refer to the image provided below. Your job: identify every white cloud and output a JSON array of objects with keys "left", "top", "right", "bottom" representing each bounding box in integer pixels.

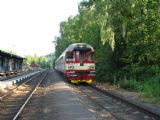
[{"left": 0, "top": 0, "right": 81, "bottom": 56}]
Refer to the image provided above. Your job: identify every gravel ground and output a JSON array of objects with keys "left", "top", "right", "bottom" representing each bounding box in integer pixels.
[
  {"left": 17, "top": 69, "right": 160, "bottom": 120},
  {"left": 18, "top": 69, "right": 116, "bottom": 120},
  {"left": 96, "top": 83, "right": 160, "bottom": 117},
  {"left": 0, "top": 72, "right": 46, "bottom": 120}
]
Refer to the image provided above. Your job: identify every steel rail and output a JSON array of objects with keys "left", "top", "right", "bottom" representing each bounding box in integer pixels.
[
  {"left": 90, "top": 84, "right": 160, "bottom": 120},
  {"left": 12, "top": 71, "right": 48, "bottom": 120},
  {"left": 71, "top": 84, "right": 124, "bottom": 120},
  {"left": 0, "top": 72, "right": 41, "bottom": 101},
  {"left": 60, "top": 72, "right": 160, "bottom": 119}
]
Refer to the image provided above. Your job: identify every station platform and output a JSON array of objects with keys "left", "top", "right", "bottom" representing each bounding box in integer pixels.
[{"left": 0, "top": 70, "right": 42, "bottom": 89}]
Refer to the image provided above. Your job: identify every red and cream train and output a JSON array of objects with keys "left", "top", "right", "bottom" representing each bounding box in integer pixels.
[{"left": 55, "top": 43, "right": 95, "bottom": 84}]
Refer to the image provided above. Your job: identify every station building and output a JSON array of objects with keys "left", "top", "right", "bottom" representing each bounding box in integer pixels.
[{"left": 0, "top": 50, "right": 24, "bottom": 77}]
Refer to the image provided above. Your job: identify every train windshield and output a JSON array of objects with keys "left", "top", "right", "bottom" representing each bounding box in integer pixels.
[
  {"left": 75, "top": 51, "right": 94, "bottom": 62},
  {"left": 66, "top": 51, "right": 94, "bottom": 62}
]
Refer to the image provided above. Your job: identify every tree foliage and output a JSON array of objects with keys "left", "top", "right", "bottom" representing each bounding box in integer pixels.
[
  {"left": 55, "top": 0, "right": 160, "bottom": 82},
  {"left": 25, "top": 54, "right": 54, "bottom": 68}
]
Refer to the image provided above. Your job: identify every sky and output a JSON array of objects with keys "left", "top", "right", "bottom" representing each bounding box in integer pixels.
[{"left": 0, "top": 0, "right": 81, "bottom": 57}]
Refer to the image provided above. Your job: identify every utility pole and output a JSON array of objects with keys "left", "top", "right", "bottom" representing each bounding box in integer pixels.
[{"left": 51, "top": 37, "right": 57, "bottom": 69}]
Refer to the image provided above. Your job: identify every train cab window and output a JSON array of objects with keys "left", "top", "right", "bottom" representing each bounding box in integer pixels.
[
  {"left": 75, "top": 51, "right": 87, "bottom": 62},
  {"left": 75, "top": 51, "right": 79, "bottom": 61},
  {"left": 88, "top": 52, "right": 94, "bottom": 61},
  {"left": 88, "top": 54, "right": 94, "bottom": 61},
  {"left": 80, "top": 52, "right": 85, "bottom": 60},
  {"left": 66, "top": 52, "right": 74, "bottom": 61}
]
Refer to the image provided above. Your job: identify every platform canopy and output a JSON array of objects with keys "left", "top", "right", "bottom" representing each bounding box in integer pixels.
[{"left": 0, "top": 50, "right": 25, "bottom": 59}]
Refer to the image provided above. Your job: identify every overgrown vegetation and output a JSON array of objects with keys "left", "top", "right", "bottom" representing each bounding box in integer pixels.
[
  {"left": 142, "top": 76, "right": 160, "bottom": 100},
  {"left": 118, "top": 79, "right": 141, "bottom": 91},
  {"left": 118, "top": 76, "right": 160, "bottom": 100},
  {"left": 54, "top": 0, "right": 160, "bottom": 100}
]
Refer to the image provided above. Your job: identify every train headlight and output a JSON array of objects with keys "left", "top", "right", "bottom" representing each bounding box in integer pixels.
[{"left": 89, "top": 65, "right": 95, "bottom": 70}]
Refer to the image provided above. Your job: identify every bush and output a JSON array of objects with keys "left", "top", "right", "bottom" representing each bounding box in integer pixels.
[
  {"left": 118, "top": 79, "right": 141, "bottom": 91},
  {"left": 118, "top": 75, "right": 160, "bottom": 100},
  {"left": 142, "top": 75, "right": 160, "bottom": 99}
]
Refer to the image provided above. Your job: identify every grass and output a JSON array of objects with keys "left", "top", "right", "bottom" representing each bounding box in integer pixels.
[
  {"left": 142, "top": 76, "right": 160, "bottom": 101},
  {"left": 118, "top": 79, "right": 141, "bottom": 91},
  {"left": 117, "top": 76, "right": 160, "bottom": 102}
]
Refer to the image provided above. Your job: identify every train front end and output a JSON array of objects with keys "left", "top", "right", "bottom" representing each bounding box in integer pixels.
[{"left": 65, "top": 43, "right": 95, "bottom": 84}]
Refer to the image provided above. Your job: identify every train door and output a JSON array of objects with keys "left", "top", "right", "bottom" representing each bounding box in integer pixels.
[
  {"left": 79, "top": 51, "right": 86, "bottom": 66},
  {"left": 75, "top": 51, "right": 87, "bottom": 66}
]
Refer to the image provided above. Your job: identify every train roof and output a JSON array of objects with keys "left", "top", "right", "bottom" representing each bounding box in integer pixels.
[
  {"left": 65, "top": 43, "right": 94, "bottom": 52},
  {"left": 0, "top": 50, "right": 25, "bottom": 59}
]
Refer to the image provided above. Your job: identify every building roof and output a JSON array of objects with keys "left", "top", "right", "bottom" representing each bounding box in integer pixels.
[{"left": 0, "top": 50, "right": 25, "bottom": 59}]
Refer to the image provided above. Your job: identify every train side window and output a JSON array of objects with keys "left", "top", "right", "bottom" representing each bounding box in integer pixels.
[{"left": 60, "top": 57, "right": 63, "bottom": 63}]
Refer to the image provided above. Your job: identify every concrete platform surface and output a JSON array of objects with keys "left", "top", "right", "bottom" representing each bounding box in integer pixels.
[{"left": 0, "top": 70, "right": 43, "bottom": 89}]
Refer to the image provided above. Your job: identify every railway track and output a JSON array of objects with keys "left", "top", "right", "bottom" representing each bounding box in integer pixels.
[
  {"left": 0, "top": 70, "right": 48, "bottom": 120},
  {"left": 66, "top": 82, "right": 160, "bottom": 120},
  {"left": 0, "top": 72, "right": 41, "bottom": 100},
  {"left": 91, "top": 85, "right": 160, "bottom": 120}
]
